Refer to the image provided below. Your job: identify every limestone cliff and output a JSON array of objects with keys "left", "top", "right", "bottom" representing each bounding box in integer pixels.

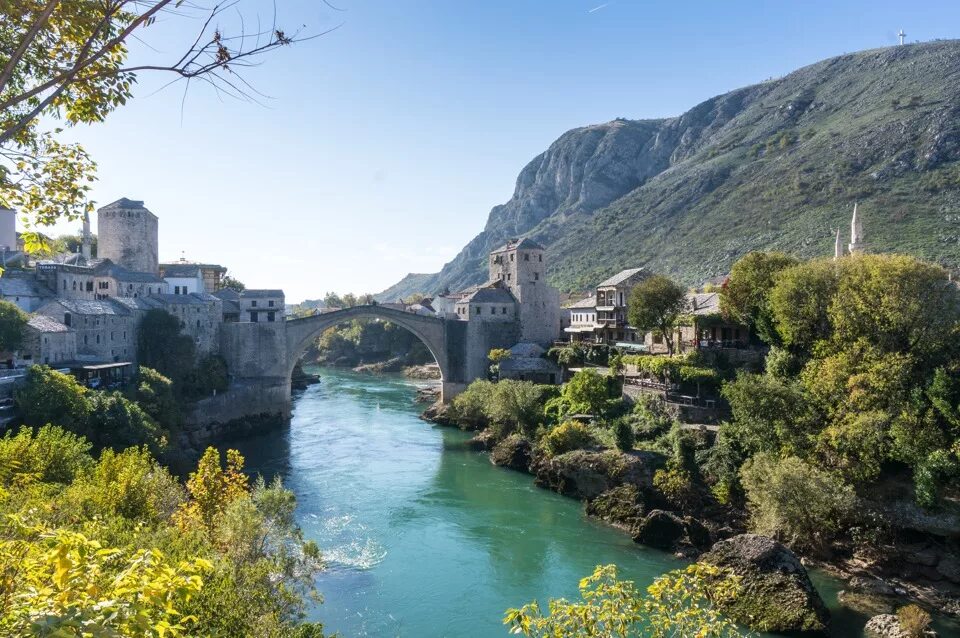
[{"left": 379, "top": 40, "right": 960, "bottom": 298}]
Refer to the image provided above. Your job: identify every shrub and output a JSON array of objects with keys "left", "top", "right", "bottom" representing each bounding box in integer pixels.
[
  {"left": 486, "top": 380, "right": 544, "bottom": 438},
  {"left": 135, "top": 366, "right": 182, "bottom": 428},
  {"left": 15, "top": 365, "right": 90, "bottom": 430},
  {"left": 631, "top": 395, "right": 674, "bottom": 440},
  {"left": 896, "top": 604, "right": 932, "bottom": 638},
  {"left": 0, "top": 299, "right": 28, "bottom": 351},
  {"left": 86, "top": 391, "right": 166, "bottom": 453},
  {"left": 0, "top": 425, "right": 92, "bottom": 485},
  {"left": 653, "top": 466, "right": 699, "bottom": 511},
  {"left": 612, "top": 418, "right": 634, "bottom": 451},
  {"left": 451, "top": 379, "right": 495, "bottom": 429},
  {"left": 543, "top": 421, "right": 596, "bottom": 456},
  {"left": 740, "top": 453, "right": 856, "bottom": 551},
  {"left": 558, "top": 369, "right": 610, "bottom": 416}
]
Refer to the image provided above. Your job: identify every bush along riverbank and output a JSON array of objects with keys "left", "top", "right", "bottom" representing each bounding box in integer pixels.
[{"left": 424, "top": 252, "right": 960, "bottom": 633}]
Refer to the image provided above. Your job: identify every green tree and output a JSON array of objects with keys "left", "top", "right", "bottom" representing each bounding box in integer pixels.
[
  {"left": 85, "top": 390, "right": 164, "bottom": 451},
  {"left": 1, "top": 0, "right": 303, "bottom": 244},
  {"left": 720, "top": 251, "right": 798, "bottom": 345},
  {"left": 219, "top": 273, "right": 246, "bottom": 292},
  {"left": 504, "top": 563, "right": 745, "bottom": 638},
  {"left": 628, "top": 275, "right": 688, "bottom": 355},
  {"left": 486, "top": 380, "right": 544, "bottom": 437},
  {"left": 740, "top": 453, "right": 856, "bottom": 552},
  {"left": 557, "top": 368, "right": 611, "bottom": 416},
  {"left": 0, "top": 300, "right": 27, "bottom": 351},
  {"left": 721, "top": 372, "right": 817, "bottom": 458},
  {"left": 488, "top": 347, "right": 511, "bottom": 379},
  {"left": 0, "top": 425, "right": 92, "bottom": 485},
  {"left": 134, "top": 366, "right": 181, "bottom": 428},
  {"left": 767, "top": 258, "right": 838, "bottom": 352},
  {"left": 137, "top": 309, "right": 196, "bottom": 383},
  {"left": 15, "top": 364, "right": 90, "bottom": 429}
]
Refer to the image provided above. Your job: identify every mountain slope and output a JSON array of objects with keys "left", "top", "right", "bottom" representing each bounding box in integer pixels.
[{"left": 379, "top": 40, "right": 960, "bottom": 299}]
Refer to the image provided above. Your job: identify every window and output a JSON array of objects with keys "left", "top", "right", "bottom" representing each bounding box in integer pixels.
[
  {"left": 267, "top": 311, "right": 276, "bottom": 322},
  {"left": 174, "top": 286, "right": 180, "bottom": 294},
  {"left": 268, "top": 300, "right": 275, "bottom": 307},
  {"left": 539, "top": 254, "right": 542, "bottom": 262},
  {"left": 474, "top": 306, "right": 480, "bottom": 315},
  {"left": 250, "top": 311, "right": 259, "bottom": 322},
  {"left": 86, "top": 281, "right": 93, "bottom": 292},
  {"left": 251, "top": 300, "right": 258, "bottom": 308},
  {"left": 196, "top": 319, "right": 201, "bottom": 327},
  {"left": 96, "top": 335, "right": 100, "bottom": 344},
  {"left": 63, "top": 280, "right": 67, "bottom": 290},
  {"left": 490, "top": 307, "right": 495, "bottom": 315},
  {"left": 510, "top": 254, "right": 514, "bottom": 262},
  {"left": 84, "top": 335, "right": 88, "bottom": 345},
  {"left": 507, "top": 273, "right": 512, "bottom": 281},
  {"left": 110, "top": 332, "right": 114, "bottom": 341},
  {"left": 72, "top": 281, "right": 77, "bottom": 291},
  {"left": 534, "top": 272, "right": 540, "bottom": 281},
  {"left": 64, "top": 313, "right": 71, "bottom": 327},
  {"left": 502, "top": 307, "right": 507, "bottom": 314},
  {"left": 524, "top": 253, "right": 529, "bottom": 261}
]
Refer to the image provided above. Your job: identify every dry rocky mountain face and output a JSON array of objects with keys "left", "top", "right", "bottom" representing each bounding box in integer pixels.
[{"left": 380, "top": 40, "right": 960, "bottom": 299}]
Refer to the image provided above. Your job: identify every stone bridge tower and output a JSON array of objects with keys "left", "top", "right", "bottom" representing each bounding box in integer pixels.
[{"left": 97, "top": 198, "right": 159, "bottom": 275}]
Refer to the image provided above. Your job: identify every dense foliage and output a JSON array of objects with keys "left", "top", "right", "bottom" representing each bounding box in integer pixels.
[
  {"left": 0, "top": 427, "right": 325, "bottom": 637},
  {"left": 313, "top": 318, "right": 432, "bottom": 368},
  {"left": 627, "top": 275, "right": 688, "bottom": 355},
  {"left": 715, "top": 251, "right": 960, "bottom": 547},
  {"left": 0, "top": 300, "right": 27, "bottom": 351},
  {"left": 504, "top": 563, "right": 745, "bottom": 637}
]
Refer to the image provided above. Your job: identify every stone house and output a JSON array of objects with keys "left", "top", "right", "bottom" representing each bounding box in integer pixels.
[
  {"left": 237, "top": 290, "right": 284, "bottom": 323},
  {"left": 160, "top": 261, "right": 227, "bottom": 294},
  {"left": 20, "top": 315, "right": 76, "bottom": 366},
  {"left": 563, "top": 295, "right": 599, "bottom": 343},
  {"left": 114, "top": 293, "right": 223, "bottom": 357},
  {"left": 212, "top": 288, "right": 242, "bottom": 322},
  {"left": 0, "top": 272, "right": 53, "bottom": 312},
  {"left": 92, "top": 260, "right": 168, "bottom": 299},
  {"left": 642, "top": 292, "right": 749, "bottom": 354},
  {"left": 454, "top": 283, "right": 517, "bottom": 321},
  {"left": 594, "top": 268, "right": 649, "bottom": 345},
  {"left": 498, "top": 342, "right": 561, "bottom": 384},
  {"left": 36, "top": 298, "right": 135, "bottom": 363},
  {"left": 36, "top": 262, "right": 96, "bottom": 299}
]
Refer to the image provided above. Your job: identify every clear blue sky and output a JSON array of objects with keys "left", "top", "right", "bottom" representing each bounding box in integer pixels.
[{"left": 54, "top": 0, "right": 960, "bottom": 302}]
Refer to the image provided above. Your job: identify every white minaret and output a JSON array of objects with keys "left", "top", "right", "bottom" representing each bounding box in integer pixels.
[
  {"left": 848, "top": 202, "right": 864, "bottom": 254},
  {"left": 81, "top": 211, "right": 92, "bottom": 261},
  {"left": 898, "top": 29, "right": 906, "bottom": 45},
  {"left": 834, "top": 227, "right": 843, "bottom": 260}
]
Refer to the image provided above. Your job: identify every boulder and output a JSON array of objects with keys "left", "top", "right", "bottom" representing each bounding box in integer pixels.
[
  {"left": 684, "top": 516, "right": 712, "bottom": 551},
  {"left": 531, "top": 449, "right": 665, "bottom": 501},
  {"left": 634, "top": 510, "right": 686, "bottom": 550},
  {"left": 700, "top": 534, "right": 830, "bottom": 634},
  {"left": 864, "top": 614, "right": 909, "bottom": 638},
  {"left": 420, "top": 401, "right": 454, "bottom": 426},
  {"left": 466, "top": 429, "right": 498, "bottom": 452},
  {"left": 490, "top": 435, "right": 532, "bottom": 471},
  {"left": 586, "top": 485, "right": 645, "bottom": 531}
]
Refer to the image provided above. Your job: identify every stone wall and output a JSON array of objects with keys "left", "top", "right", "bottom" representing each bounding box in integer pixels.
[{"left": 178, "top": 378, "right": 290, "bottom": 450}]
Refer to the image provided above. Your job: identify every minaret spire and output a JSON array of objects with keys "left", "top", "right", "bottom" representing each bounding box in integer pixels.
[
  {"left": 81, "top": 211, "right": 92, "bottom": 261},
  {"left": 848, "top": 201, "right": 864, "bottom": 254},
  {"left": 834, "top": 227, "right": 843, "bottom": 260}
]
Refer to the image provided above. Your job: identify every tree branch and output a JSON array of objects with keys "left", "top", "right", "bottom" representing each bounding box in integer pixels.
[{"left": 0, "top": 0, "right": 61, "bottom": 96}]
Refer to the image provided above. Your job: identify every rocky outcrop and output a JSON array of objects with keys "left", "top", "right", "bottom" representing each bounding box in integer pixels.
[
  {"left": 420, "top": 401, "right": 455, "bottom": 426},
  {"left": 633, "top": 510, "right": 686, "bottom": 550},
  {"left": 700, "top": 534, "right": 830, "bottom": 634},
  {"left": 490, "top": 435, "right": 532, "bottom": 472},
  {"left": 864, "top": 615, "right": 910, "bottom": 638},
  {"left": 353, "top": 357, "right": 404, "bottom": 375},
  {"left": 466, "top": 428, "right": 498, "bottom": 452},
  {"left": 586, "top": 485, "right": 645, "bottom": 531},
  {"left": 531, "top": 449, "right": 665, "bottom": 501}
]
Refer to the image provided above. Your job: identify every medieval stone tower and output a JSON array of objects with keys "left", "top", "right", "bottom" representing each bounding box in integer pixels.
[
  {"left": 488, "top": 238, "right": 560, "bottom": 346},
  {"left": 97, "top": 198, "right": 159, "bottom": 274}
]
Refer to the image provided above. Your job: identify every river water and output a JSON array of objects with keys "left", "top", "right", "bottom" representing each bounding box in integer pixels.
[{"left": 229, "top": 367, "right": 943, "bottom": 637}]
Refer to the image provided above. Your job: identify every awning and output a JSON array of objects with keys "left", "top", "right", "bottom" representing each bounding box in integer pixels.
[
  {"left": 563, "top": 326, "right": 596, "bottom": 333},
  {"left": 614, "top": 342, "right": 648, "bottom": 352}
]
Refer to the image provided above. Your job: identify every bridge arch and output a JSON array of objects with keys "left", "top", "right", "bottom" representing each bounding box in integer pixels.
[{"left": 285, "top": 305, "right": 461, "bottom": 401}]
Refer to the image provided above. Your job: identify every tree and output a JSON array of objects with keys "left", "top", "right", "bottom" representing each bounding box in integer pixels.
[
  {"left": 219, "top": 273, "right": 246, "bottom": 292},
  {"left": 485, "top": 380, "right": 543, "bottom": 437},
  {"left": 504, "top": 563, "right": 745, "bottom": 638},
  {"left": 720, "top": 252, "right": 798, "bottom": 345},
  {"left": 15, "top": 364, "right": 90, "bottom": 429},
  {"left": 0, "top": 300, "right": 27, "bottom": 352},
  {"left": 135, "top": 366, "right": 181, "bottom": 428},
  {"left": 555, "top": 368, "right": 610, "bottom": 417},
  {"left": 1, "top": 0, "right": 308, "bottom": 243},
  {"left": 174, "top": 447, "right": 249, "bottom": 533},
  {"left": 488, "top": 347, "right": 511, "bottom": 379},
  {"left": 86, "top": 390, "right": 165, "bottom": 452},
  {"left": 137, "top": 309, "right": 196, "bottom": 382},
  {"left": 740, "top": 453, "right": 856, "bottom": 552},
  {"left": 628, "top": 275, "right": 688, "bottom": 355}
]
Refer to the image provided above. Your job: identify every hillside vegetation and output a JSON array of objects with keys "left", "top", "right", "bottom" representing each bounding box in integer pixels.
[{"left": 380, "top": 40, "right": 960, "bottom": 298}]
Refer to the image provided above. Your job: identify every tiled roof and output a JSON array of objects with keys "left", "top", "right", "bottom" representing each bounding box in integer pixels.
[
  {"left": 491, "top": 237, "right": 545, "bottom": 253},
  {"left": 27, "top": 314, "right": 70, "bottom": 333},
  {"left": 0, "top": 274, "right": 50, "bottom": 298},
  {"left": 48, "top": 298, "right": 131, "bottom": 316},
  {"left": 240, "top": 289, "right": 284, "bottom": 299},
  {"left": 93, "top": 260, "right": 165, "bottom": 283},
  {"left": 213, "top": 288, "right": 240, "bottom": 300},
  {"left": 99, "top": 197, "right": 156, "bottom": 216},
  {"left": 509, "top": 342, "right": 545, "bottom": 358},
  {"left": 564, "top": 295, "right": 596, "bottom": 310},
  {"left": 460, "top": 286, "right": 517, "bottom": 304},
  {"left": 688, "top": 292, "right": 721, "bottom": 315},
  {"left": 597, "top": 268, "right": 647, "bottom": 288},
  {"left": 149, "top": 293, "right": 213, "bottom": 306},
  {"left": 500, "top": 357, "right": 559, "bottom": 373},
  {"left": 160, "top": 263, "right": 201, "bottom": 277}
]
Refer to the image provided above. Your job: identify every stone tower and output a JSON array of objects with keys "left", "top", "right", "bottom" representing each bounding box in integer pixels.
[
  {"left": 97, "top": 198, "right": 159, "bottom": 274},
  {"left": 848, "top": 202, "right": 864, "bottom": 254},
  {"left": 0, "top": 207, "right": 16, "bottom": 252},
  {"left": 488, "top": 238, "right": 560, "bottom": 346},
  {"left": 81, "top": 211, "right": 92, "bottom": 261}
]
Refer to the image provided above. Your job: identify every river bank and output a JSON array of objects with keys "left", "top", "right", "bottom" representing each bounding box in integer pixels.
[{"left": 421, "top": 399, "right": 960, "bottom": 636}]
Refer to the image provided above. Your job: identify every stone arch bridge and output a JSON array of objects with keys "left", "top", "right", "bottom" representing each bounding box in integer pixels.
[{"left": 285, "top": 305, "right": 502, "bottom": 402}]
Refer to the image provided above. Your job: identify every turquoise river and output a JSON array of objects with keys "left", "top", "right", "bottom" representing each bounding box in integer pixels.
[{"left": 227, "top": 367, "right": 949, "bottom": 637}]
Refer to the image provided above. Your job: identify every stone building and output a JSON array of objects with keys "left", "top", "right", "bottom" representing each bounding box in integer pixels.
[
  {"left": 453, "top": 283, "right": 517, "bottom": 321},
  {"left": 236, "top": 289, "right": 284, "bottom": 323},
  {"left": 212, "top": 288, "right": 242, "bottom": 322},
  {"left": 36, "top": 298, "right": 135, "bottom": 362},
  {"left": 114, "top": 293, "right": 223, "bottom": 356},
  {"left": 563, "top": 295, "right": 599, "bottom": 343},
  {"left": 487, "top": 238, "right": 560, "bottom": 346},
  {"left": 93, "top": 261, "right": 168, "bottom": 299},
  {"left": 594, "top": 268, "right": 648, "bottom": 345},
  {"left": 37, "top": 263, "right": 96, "bottom": 299},
  {"left": 160, "top": 261, "right": 227, "bottom": 294},
  {"left": 0, "top": 272, "right": 53, "bottom": 312},
  {"left": 97, "top": 198, "right": 159, "bottom": 275},
  {"left": 20, "top": 315, "right": 76, "bottom": 366}
]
